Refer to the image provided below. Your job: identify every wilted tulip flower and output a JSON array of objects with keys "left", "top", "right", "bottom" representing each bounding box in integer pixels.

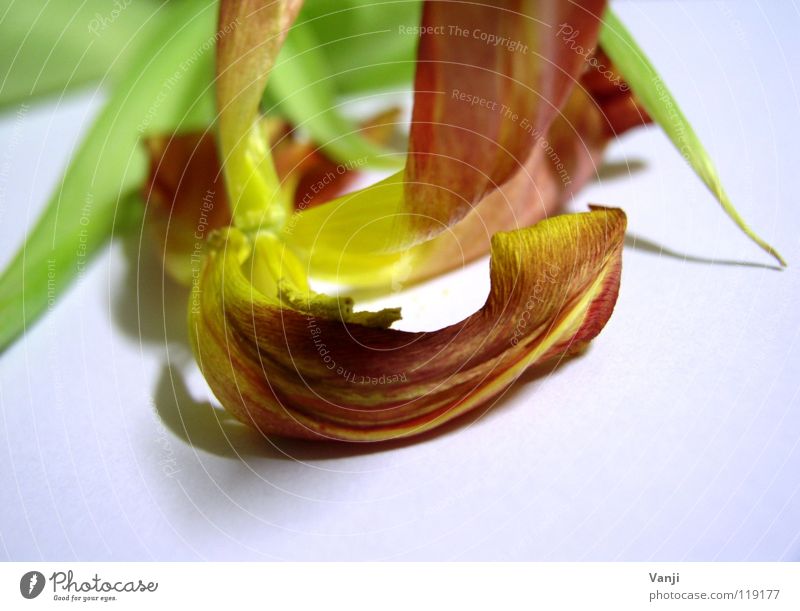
[
  {"left": 143, "top": 0, "right": 643, "bottom": 441},
  {"left": 0, "top": 0, "right": 783, "bottom": 444}
]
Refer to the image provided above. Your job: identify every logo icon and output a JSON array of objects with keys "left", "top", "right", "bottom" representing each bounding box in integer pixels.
[{"left": 20, "top": 571, "right": 46, "bottom": 599}]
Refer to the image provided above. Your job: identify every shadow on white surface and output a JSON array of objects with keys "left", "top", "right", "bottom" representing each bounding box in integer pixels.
[
  {"left": 151, "top": 355, "right": 579, "bottom": 462},
  {"left": 624, "top": 233, "right": 784, "bottom": 271}
]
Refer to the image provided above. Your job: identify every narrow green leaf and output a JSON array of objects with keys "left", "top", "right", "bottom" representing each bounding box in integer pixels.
[
  {"left": 0, "top": 0, "right": 163, "bottom": 110},
  {"left": 599, "top": 9, "right": 785, "bottom": 266},
  {"left": 0, "top": 1, "right": 218, "bottom": 353},
  {"left": 0, "top": 0, "right": 421, "bottom": 116},
  {"left": 265, "top": 21, "right": 401, "bottom": 168},
  {"left": 294, "top": 0, "right": 421, "bottom": 96}
]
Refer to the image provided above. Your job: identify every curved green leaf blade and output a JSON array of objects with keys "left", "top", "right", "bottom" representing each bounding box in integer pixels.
[
  {"left": 0, "top": 1, "right": 218, "bottom": 353},
  {"left": 599, "top": 8, "right": 785, "bottom": 266},
  {"left": 0, "top": 0, "right": 161, "bottom": 110},
  {"left": 265, "top": 21, "right": 401, "bottom": 168},
  {"left": 294, "top": 0, "right": 420, "bottom": 96},
  {"left": 0, "top": 0, "right": 421, "bottom": 116}
]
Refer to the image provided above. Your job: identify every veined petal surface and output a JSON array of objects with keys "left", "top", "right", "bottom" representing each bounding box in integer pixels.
[{"left": 190, "top": 207, "right": 626, "bottom": 441}]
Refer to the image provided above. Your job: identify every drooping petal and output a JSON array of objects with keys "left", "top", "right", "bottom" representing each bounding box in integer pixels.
[
  {"left": 190, "top": 207, "right": 626, "bottom": 441},
  {"left": 142, "top": 132, "right": 230, "bottom": 285},
  {"left": 216, "top": 0, "right": 304, "bottom": 230},
  {"left": 284, "top": 0, "right": 608, "bottom": 261},
  {"left": 284, "top": 44, "right": 649, "bottom": 288},
  {"left": 403, "top": 86, "right": 610, "bottom": 287},
  {"left": 403, "top": 0, "right": 607, "bottom": 243}
]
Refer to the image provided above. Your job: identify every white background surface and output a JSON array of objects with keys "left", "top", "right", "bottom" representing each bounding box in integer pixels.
[{"left": 1, "top": 1, "right": 799, "bottom": 561}]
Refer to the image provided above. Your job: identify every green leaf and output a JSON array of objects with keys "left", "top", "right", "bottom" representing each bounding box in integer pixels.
[
  {"left": 257, "top": 0, "right": 421, "bottom": 166},
  {"left": 265, "top": 20, "right": 403, "bottom": 168},
  {"left": 0, "top": 0, "right": 421, "bottom": 116},
  {"left": 0, "top": 1, "right": 218, "bottom": 353},
  {"left": 599, "top": 9, "right": 785, "bottom": 266},
  {"left": 295, "top": 0, "right": 421, "bottom": 96},
  {"left": 0, "top": 0, "right": 163, "bottom": 111}
]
